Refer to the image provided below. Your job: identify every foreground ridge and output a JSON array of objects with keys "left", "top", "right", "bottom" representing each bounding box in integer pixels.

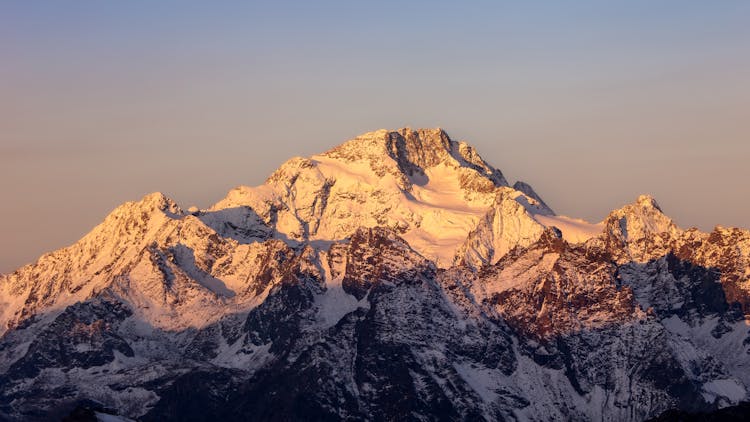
[{"left": 1, "top": 128, "right": 749, "bottom": 421}]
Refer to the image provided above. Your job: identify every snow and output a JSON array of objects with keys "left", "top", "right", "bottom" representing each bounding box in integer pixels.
[
  {"left": 213, "top": 338, "right": 274, "bottom": 370},
  {"left": 312, "top": 154, "right": 387, "bottom": 189},
  {"left": 411, "top": 165, "right": 490, "bottom": 211},
  {"left": 95, "top": 412, "right": 136, "bottom": 422},
  {"left": 661, "top": 315, "right": 690, "bottom": 336},
  {"left": 484, "top": 251, "right": 559, "bottom": 295},
  {"left": 315, "top": 280, "right": 361, "bottom": 328},
  {"left": 702, "top": 379, "right": 747, "bottom": 404},
  {"left": 533, "top": 215, "right": 603, "bottom": 243},
  {"left": 452, "top": 361, "right": 499, "bottom": 403},
  {"left": 399, "top": 164, "right": 495, "bottom": 266},
  {"left": 315, "top": 253, "right": 368, "bottom": 329}
]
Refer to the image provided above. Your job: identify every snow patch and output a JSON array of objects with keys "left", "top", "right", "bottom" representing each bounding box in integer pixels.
[
  {"left": 702, "top": 379, "right": 747, "bottom": 405},
  {"left": 533, "top": 214, "right": 603, "bottom": 243},
  {"left": 453, "top": 361, "right": 499, "bottom": 403},
  {"left": 95, "top": 412, "right": 136, "bottom": 422},
  {"left": 315, "top": 277, "right": 365, "bottom": 329}
]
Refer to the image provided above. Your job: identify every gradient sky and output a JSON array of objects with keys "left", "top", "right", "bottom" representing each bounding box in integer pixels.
[{"left": 1, "top": 1, "right": 749, "bottom": 273}]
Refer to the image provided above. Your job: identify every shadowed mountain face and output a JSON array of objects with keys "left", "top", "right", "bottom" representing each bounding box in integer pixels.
[{"left": 1, "top": 128, "right": 750, "bottom": 421}]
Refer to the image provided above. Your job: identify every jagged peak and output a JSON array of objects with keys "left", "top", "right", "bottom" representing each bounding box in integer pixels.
[
  {"left": 492, "top": 186, "right": 552, "bottom": 218},
  {"left": 603, "top": 194, "right": 679, "bottom": 245},
  {"left": 512, "top": 181, "right": 554, "bottom": 215},
  {"left": 384, "top": 128, "right": 452, "bottom": 171},
  {"left": 635, "top": 194, "right": 662, "bottom": 212},
  {"left": 453, "top": 188, "right": 549, "bottom": 270},
  {"left": 115, "top": 192, "right": 183, "bottom": 218},
  {"left": 86, "top": 192, "right": 184, "bottom": 241},
  {"left": 265, "top": 156, "right": 317, "bottom": 184},
  {"left": 323, "top": 127, "right": 450, "bottom": 164},
  {"left": 608, "top": 194, "right": 668, "bottom": 216},
  {"left": 321, "top": 127, "right": 508, "bottom": 187}
]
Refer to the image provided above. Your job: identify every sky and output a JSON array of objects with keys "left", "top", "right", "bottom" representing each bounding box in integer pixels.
[{"left": 1, "top": 1, "right": 749, "bottom": 273}]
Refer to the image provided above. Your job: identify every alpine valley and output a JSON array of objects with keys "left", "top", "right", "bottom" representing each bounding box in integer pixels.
[{"left": 2, "top": 128, "right": 750, "bottom": 421}]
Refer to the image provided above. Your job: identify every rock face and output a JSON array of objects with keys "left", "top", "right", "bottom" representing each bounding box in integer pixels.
[{"left": 1, "top": 128, "right": 749, "bottom": 421}]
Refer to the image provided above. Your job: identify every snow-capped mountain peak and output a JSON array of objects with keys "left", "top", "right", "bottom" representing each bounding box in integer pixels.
[
  {"left": 607, "top": 194, "right": 676, "bottom": 236},
  {"left": 596, "top": 194, "right": 682, "bottom": 263},
  {"left": 322, "top": 127, "right": 508, "bottom": 187},
  {"left": 635, "top": 193, "right": 662, "bottom": 211},
  {"left": 210, "top": 128, "right": 544, "bottom": 268}
]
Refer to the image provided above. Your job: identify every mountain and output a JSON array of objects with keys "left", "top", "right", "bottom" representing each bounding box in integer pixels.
[{"left": 1, "top": 128, "right": 749, "bottom": 421}]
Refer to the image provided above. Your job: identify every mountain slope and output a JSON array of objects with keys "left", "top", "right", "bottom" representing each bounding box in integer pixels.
[{"left": 1, "top": 128, "right": 749, "bottom": 421}]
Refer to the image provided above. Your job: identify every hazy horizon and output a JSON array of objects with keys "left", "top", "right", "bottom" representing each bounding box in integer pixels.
[{"left": 2, "top": 1, "right": 749, "bottom": 273}]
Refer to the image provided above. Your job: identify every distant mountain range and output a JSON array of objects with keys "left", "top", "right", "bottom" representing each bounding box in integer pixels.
[{"left": 1, "top": 128, "right": 749, "bottom": 421}]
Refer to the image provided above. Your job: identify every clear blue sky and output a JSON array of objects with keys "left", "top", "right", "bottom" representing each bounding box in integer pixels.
[{"left": 2, "top": 1, "right": 749, "bottom": 272}]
